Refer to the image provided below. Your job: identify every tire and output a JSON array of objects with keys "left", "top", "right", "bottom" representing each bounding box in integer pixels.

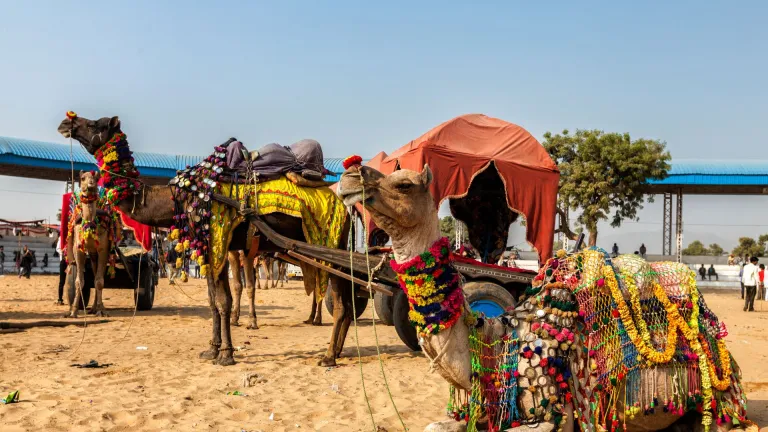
[
  {"left": 66, "top": 264, "right": 93, "bottom": 310},
  {"left": 392, "top": 289, "right": 421, "bottom": 352},
  {"left": 134, "top": 262, "right": 155, "bottom": 311},
  {"left": 373, "top": 291, "right": 394, "bottom": 326},
  {"left": 325, "top": 285, "right": 368, "bottom": 319},
  {"left": 463, "top": 281, "right": 516, "bottom": 318}
]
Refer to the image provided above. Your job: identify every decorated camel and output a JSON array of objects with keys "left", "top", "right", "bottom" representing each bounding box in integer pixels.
[
  {"left": 338, "top": 163, "right": 756, "bottom": 432},
  {"left": 66, "top": 170, "right": 121, "bottom": 318},
  {"left": 58, "top": 113, "right": 354, "bottom": 366}
]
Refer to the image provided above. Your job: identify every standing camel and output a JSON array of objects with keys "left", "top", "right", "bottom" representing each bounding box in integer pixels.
[
  {"left": 338, "top": 163, "right": 754, "bottom": 432},
  {"left": 58, "top": 113, "right": 354, "bottom": 367},
  {"left": 66, "top": 171, "right": 117, "bottom": 318}
]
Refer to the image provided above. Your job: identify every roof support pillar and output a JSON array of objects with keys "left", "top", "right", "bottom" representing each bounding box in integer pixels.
[
  {"left": 675, "top": 188, "right": 683, "bottom": 263},
  {"left": 662, "top": 193, "right": 672, "bottom": 256}
]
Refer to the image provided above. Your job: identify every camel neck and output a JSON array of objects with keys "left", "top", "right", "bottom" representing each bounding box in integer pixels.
[
  {"left": 389, "top": 237, "right": 465, "bottom": 335},
  {"left": 94, "top": 133, "right": 142, "bottom": 206},
  {"left": 389, "top": 221, "right": 443, "bottom": 264}
]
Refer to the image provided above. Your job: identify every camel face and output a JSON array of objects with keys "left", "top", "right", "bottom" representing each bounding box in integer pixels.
[
  {"left": 58, "top": 114, "right": 121, "bottom": 155},
  {"left": 338, "top": 165, "right": 435, "bottom": 230},
  {"left": 79, "top": 170, "right": 99, "bottom": 196}
]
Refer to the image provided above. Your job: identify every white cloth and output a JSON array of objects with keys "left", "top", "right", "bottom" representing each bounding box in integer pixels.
[{"left": 742, "top": 263, "right": 759, "bottom": 286}]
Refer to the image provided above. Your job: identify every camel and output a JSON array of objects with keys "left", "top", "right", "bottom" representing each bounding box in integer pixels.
[
  {"left": 58, "top": 114, "right": 355, "bottom": 367},
  {"left": 338, "top": 164, "right": 754, "bottom": 432},
  {"left": 66, "top": 171, "right": 117, "bottom": 318}
]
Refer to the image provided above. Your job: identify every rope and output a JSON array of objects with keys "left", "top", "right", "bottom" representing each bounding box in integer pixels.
[
  {"left": 358, "top": 182, "right": 408, "bottom": 430},
  {"left": 347, "top": 214, "right": 377, "bottom": 431}
]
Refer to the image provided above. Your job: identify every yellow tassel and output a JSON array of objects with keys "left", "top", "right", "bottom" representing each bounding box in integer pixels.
[
  {"left": 180, "top": 271, "right": 188, "bottom": 283},
  {"left": 200, "top": 264, "right": 210, "bottom": 277},
  {"left": 176, "top": 258, "right": 183, "bottom": 268},
  {"left": 175, "top": 242, "right": 184, "bottom": 253},
  {"left": 183, "top": 240, "right": 190, "bottom": 249},
  {"left": 170, "top": 229, "right": 180, "bottom": 240}
]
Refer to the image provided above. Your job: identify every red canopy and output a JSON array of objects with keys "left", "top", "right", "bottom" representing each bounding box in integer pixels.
[{"left": 365, "top": 114, "right": 559, "bottom": 263}]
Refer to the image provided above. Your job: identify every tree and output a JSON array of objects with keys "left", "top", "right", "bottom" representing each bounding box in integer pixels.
[
  {"left": 439, "top": 216, "right": 468, "bottom": 248},
  {"left": 708, "top": 243, "right": 724, "bottom": 257},
  {"left": 543, "top": 129, "right": 671, "bottom": 246},
  {"left": 732, "top": 237, "right": 764, "bottom": 258},
  {"left": 682, "top": 240, "right": 708, "bottom": 256},
  {"left": 56, "top": 209, "right": 61, "bottom": 222}
]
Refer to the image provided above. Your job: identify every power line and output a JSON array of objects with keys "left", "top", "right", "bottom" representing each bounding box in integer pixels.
[
  {"left": 621, "top": 221, "right": 768, "bottom": 228},
  {"left": 0, "top": 188, "right": 61, "bottom": 196}
]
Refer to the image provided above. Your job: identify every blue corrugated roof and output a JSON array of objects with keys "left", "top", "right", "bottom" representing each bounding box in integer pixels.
[
  {"left": 0, "top": 136, "right": 355, "bottom": 181},
  {"left": 647, "top": 160, "right": 768, "bottom": 186}
]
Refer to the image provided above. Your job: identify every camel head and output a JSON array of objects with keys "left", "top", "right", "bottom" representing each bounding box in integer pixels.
[
  {"left": 338, "top": 164, "right": 436, "bottom": 230},
  {"left": 79, "top": 170, "right": 100, "bottom": 197},
  {"left": 58, "top": 113, "right": 122, "bottom": 155}
]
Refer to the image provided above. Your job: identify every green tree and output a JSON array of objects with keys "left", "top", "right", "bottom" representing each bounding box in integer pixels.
[
  {"left": 439, "top": 216, "right": 468, "bottom": 247},
  {"left": 543, "top": 129, "right": 671, "bottom": 246},
  {"left": 708, "top": 243, "right": 724, "bottom": 257},
  {"left": 732, "top": 237, "right": 764, "bottom": 258},
  {"left": 682, "top": 240, "right": 709, "bottom": 256}
]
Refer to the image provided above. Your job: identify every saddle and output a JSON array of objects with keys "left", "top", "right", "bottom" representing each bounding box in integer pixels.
[{"left": 219, "top": 138, "right": 330, "bottom": 186}]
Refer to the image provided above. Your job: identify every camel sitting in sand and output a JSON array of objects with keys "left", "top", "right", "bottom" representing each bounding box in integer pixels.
[
  {"left": 338, "top": 164, "right": 755, "bottom": 432},
  {"left": 66, "top": 171, "right": 119, "bottom": 318}
]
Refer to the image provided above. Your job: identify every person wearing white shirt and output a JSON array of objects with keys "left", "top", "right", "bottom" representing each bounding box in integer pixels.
[
  {"left": 56, "top": 242, "right": 67, "bottom": 305},
  {"left": 742, "top": 256, "right": 760, "bottom": 312}
]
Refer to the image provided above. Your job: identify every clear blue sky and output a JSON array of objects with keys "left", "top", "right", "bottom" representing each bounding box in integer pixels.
[{"left": 1, "top": 2, "right": 767, "bottom": 252}]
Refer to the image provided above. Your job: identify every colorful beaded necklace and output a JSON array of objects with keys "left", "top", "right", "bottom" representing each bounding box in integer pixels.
[{"left": 93, "top": 132, "right": 141, "bottom": 206}]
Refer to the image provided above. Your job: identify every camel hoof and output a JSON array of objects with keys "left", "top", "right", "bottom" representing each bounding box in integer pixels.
[
  {"left": 199, "top": 347, "right": 219, "bottom": 360},
  {"left": 312, "top": 320, "right": 323, "bottom": 326},
  {"left": 231, "top": 320, "right": 240, "bottom": 327},
  {"left": 318, "top": 356, "right": 337, "bottom": 367},
  {"left": 246, "top": 323, "right": 259, "bottom": 330},
  {"left": 303, "top": 319, "right": 314, "bottom": 325},
  {"left": 90, "top": 310, "right": 109, "bottom": 317},
  {"left": 214, "top": 353, "right": 236, "bottom": 366},
  {"left": 64, "top": 313, "right": 78, "bottom": 319}
]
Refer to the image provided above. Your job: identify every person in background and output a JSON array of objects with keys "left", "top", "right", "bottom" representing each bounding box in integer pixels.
[
  {"left": 698, "top": 264, "right": 707, "bottom": 281},
  {"left": 639, "top": 243, "right": 647, "bottom": 259},
  {"left": 166, "top": 243, "right": 179, "bottom": 285},
  {"left": 759, "top": 264, "right": 766, "bottom": 301},
  {"left": 611, "top": 243, "right": 619, "bottom": 258},
  {"left": 42, "top": 253, "right": 49, "bottom": 269},
  {"left": 708, "top": 264, "right": 718, "bottom": 281},
  {"left": 742, "top": 257, "right": 759, "bottom": 312},
  {"left": 18, "top": 245, "right": 33, "bottom": 279},
  {"left": 56, "top": 242, "right": 66, "bottom": 305},
  {"left": 728, "top": 254, "right": 735, "bottom": 266},
  {"left": 739, "top": 263, "right": 745, "bottom": 299},
  {"left": 0, "top": 245, "right": 5, "bottom": 276}
]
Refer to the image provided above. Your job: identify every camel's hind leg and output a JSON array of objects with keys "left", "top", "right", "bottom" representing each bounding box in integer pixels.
[
  {"left": 244, "top": 250, "right": 259, "bottom": 329},
  {"left": 227, "top": 251, "right": 243, "bottom": 326},
  {"left": 321, "top": 276, "right": 353, "bottom": 366},
  {"left": 199, "top": 272, "right": 222, "bottom": 361},
  {"left": 89, "top": 250, "right": 109, "bottom": 317}
]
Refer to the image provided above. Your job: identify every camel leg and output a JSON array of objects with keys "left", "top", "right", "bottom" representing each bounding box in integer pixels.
[
  {"left": 306, "top": 290, "right": 318, "bottom": 324},
  {"left": 213, "top": 264, "right": 235, "bottom": 366},
  {"left": 244, "top": 251, "right": 259, "bottom": 329},
  {"left": 199, "top": 272, "right": 221, "bottom": 360},
  {"left": 66, "top": 249, "right": 88, "bottom": 318},
  {"left": 303, "top": 266, "right": 320, "bottom": 325},
  {"left": 320, "top": 276, "right": 353, "bottom": 366},
  {"left": 89, "top": 251, "right": 109, "bottom": 317},
  {"left": 314, "top": 291, "right": 323, "bottom": 326},
  {"left": 227, "top": 252, "right": 243, "bottom": 326}
]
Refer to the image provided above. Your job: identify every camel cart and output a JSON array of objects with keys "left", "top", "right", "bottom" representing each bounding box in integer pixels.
[
  {"left": 214, "top": 193, "right": 538, "bottom": 351},
  {"left": 59, "top": 192, "right": 159, "bottom": 311}
]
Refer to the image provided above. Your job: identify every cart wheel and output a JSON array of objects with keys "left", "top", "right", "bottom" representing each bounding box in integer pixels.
[
  {"left": 373, "top": 291, "right": 394, "bottom": 326},
  {"left": 392, "top": 289, "right": 421, "bottom": 352},
  {"left": 463, "top": 281, "right": 516, "bottom": 318},
  {"left": 325, "top": 286, "right": 368, "bottom": 319},
  {"left": 66, "top": 263, "right": 93, "bottom": 310},
  {"left": 134, "top": 262, "right": 155, "bottom": 311}
]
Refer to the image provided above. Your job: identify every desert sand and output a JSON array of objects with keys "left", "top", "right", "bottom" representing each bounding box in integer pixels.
[{"left": 1, "top": 275, "right": 767, "bottom": 431}]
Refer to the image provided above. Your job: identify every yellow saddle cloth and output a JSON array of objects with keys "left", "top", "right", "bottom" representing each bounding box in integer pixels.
[{"left": 209, "top": 177, "right": 348, "bottom": 298}]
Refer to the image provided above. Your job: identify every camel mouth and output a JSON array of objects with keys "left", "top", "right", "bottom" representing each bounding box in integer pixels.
[
  {"left": 341, "top": 191, "right": 364, "bottom": 207},
  {"left": 59, "top": 128, "right": 71, "bottom": 138}
]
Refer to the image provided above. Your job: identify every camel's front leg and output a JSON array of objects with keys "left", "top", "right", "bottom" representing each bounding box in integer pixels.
[
  {"left": 227, "top": 252, "right": 243, "bottom": 326},
  {"left": 199, "top": 272, "right": 221, "bottom": 360},
  {"left": 244, "top": 253, "right": 258, "bottom": 329},
  {"left": 89, "top": 250, "right": 109, "bottom": 317},
  {"left": 66, "top": 250, "right": 88, "bottom": 318},
  {"left": 320, "top": 276, "right": 353, "bottom": 366},
  {"left": 314, "top": 295, "right": 324, "bottom": 326},
  {"left": 213, "top": 265, "right": 235, "bottom": 366}
]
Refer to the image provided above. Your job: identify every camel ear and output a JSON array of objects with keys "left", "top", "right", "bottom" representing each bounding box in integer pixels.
[
  {"left": 78, "top": 170, "right": 85, "bottom": 180},
  {"left": 109, "top": 116, "right": 121, "bottom": 130},
  {"left": 420, "top": 164, "right": 433, "bottom": 187}
]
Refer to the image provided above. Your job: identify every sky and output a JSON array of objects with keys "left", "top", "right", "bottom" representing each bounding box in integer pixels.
[{"left": 1, "top": 1, "right": 767, "bottom": 253}]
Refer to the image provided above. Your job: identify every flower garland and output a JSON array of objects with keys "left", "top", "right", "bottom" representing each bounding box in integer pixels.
[
  {"left": 93, "top": 132, "right": 141, "bottom": 206},
  {"left": 389, "top": 237, "right": 464, "bottom": 335}
]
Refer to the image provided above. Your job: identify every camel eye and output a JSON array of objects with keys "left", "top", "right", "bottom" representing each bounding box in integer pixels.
[{"left": 393, "top": 182, "right": 414, "bottom": 191}]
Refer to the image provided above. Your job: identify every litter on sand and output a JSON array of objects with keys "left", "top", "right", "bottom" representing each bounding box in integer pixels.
[
  {"left": 226, "top": 391, "right": 247, "bottom": 397},
  {"left": 1, "top": 391, "right": 19, "bottom": 404},
  {"left": 71, "top": 360, "right": 112, "bottom": 369},
  {"left": 136, "top": 346, "right": 148, "bottom": 350}
]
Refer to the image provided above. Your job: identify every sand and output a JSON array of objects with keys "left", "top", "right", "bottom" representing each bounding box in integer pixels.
[{"left": 0, "top": 275, "right": 766, "bottom": 431}]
